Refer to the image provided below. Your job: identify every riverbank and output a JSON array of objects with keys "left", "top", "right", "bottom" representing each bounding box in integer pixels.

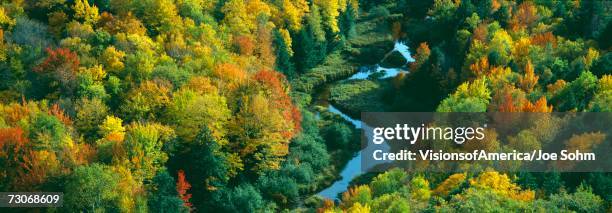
[
  {"left": 329, "top": 79, "right": 391, "bottom": 117},
  {"left": 291, "top": 11, "right": 398, "bottom": 94},
  {"left": 291, "top": 10, "right": 403, "bottom": 203}
]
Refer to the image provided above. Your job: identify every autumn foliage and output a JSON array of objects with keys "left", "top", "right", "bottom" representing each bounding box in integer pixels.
[
  {"left": 34, "top": 48, "right": 79, "bottom": 74},
  {"left": 518, "top": 61, "right": 539, "bottom": 92},
  {"left": 253, "top": 70, "right": 302, "bottom": 137},
  {"left": 176, "top": 170, "right": 193, "bottom": 209}
]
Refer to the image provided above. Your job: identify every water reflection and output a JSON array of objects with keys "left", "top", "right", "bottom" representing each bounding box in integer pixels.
[{"left": 316, "top": 40, "right": 413, "bottom": 200}]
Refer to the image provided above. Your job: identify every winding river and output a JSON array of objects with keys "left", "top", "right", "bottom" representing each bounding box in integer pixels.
[{"left": 316, "top": 41, "right": 414, "bottom": 200}]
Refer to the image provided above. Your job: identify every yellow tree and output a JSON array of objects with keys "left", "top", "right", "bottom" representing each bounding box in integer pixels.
[
  {"left": 221, "top": 0, "right": 254, "bottom": 35},
  {"left": 142, "top": 0, "right": 182, "bottom": 34},
  {"left": 228, "top": 94, "right": 290, "bottom": 172},
  {"left": 411, "top": 42, "right": 431, "bottom": 71},
  {"left": 165, "top": 88, "right": 231, "bottom": 143},
  {"left": 341, "top": 185, "right": 372, "bottom": 209},
  {"left": 433, "top": 173, "right": 467, "bottom": 196},
  {"left": 313, "top": 0, "right": 343, "bottom": 33},
  {"left": 101, "top": 46, "right": 126, "bottom": 73},
  {"left": 246, "top": 0, "right": 272, "bottom": 27},
  {"left": 512, "top": 37, "right": 531, "bottom": 66},
  {"left": 518, "top": 60, "right": 538, "bottom": 92},
  {"left": 469, "top": 171, "right": 535, "bottom": 201},
  {"left": 278, "top": 0, "right": 309, "bottom": 31},
  {"left": 469, "top": 57, "right": 490, "bottom": 77},
  {"left": 99, "top": 116, "right": 126, "bottom": 142},
  {"left": 558, "top": 132, "right": 606, "bottom": 170},
  {"left": 73, "top": 0, "right": 100, "bottom": 25},
  {"left": 488, "top": 29, "right": 513, "bottom": 65}
]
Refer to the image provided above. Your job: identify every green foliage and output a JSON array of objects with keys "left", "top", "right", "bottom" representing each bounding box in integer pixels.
[
  {"left": 542, "top": 171, "right": 564, "bottom": 196},
  {"left": 273, "top": 29, "right": 296, "bottom": 79},
  {"left": 410, "top": 176, "right": 431, "bottom": 201},
  {"left": 151, "top": 63, "right": 192, "bottom": 88},
  {"left": 321, "top": 122, "right": 353, "bottom": 149},
  {"left": 123, "top": 122, "right": 175, "bottom": 180},
  {"left": 448, "top": 188, "right": 531, "bottom": 212},
  {"left": 330, "top": 80, "right": 388, "bottom": 115},
  {"left": 370, "top": 193, "right": 410, "bottom": 213},
  {"left": 120, "top": 81, "right": 170, "bottom": 121},
  {"left": 342, "top": 185, "right": 372, "bottom": 208},
  {"left": 437, "top": 78, "right": 491, "bottom": 112},
  {"left": 165, "top": 88, "right": 230, "bottom": 143},
  {"left": 548, "top": 184, "right": 605, "bottom": 212},
  {"left": 340, "top": 3, "right": 357, "bottom": 39},
  {"left": 148, "top": 170, "right": 188, "bottom": 213},
  {"left": 292, "top": 4, "right": 334, "bottom": 74},
  {"left": 369, "top": 169, "right": 408, "bottom": 197},
  {"left": 0, "top": 0, "right": 610, "bottom": 212},
  {"left": 369, "top": 6, "right": 390, "bottom": 19},
  {"left": 292, "top": 52, "right": 354, "bottom": 93},
  {"left": 216, "top": 184, "right": 264, "bottom": 213},
  {"left": 587, "top": 173, "right": 612, "bottom": 202},
  {"left": 173, "top": 127, "right": 232, "bottom": 210},
  {"left": 29, "top": 112, "right": 70, "bottom": 150},
  {"left": 286, "top": 114, "right": 330, "bottom": 172},
  {"left": 551, "top": 71, "right": 598, "bottom": 111},
  {"left": 74, "top": 98, "right": 109, "bottom": 140},
  {"left": 591, "top": 53, "right": 612, "bottom": 77},
  {"left": 64, "top": 164, "right": 122, "bottom": 211},
  {"left": 257, "top": 174, "right": 299, "bottom": 207}
]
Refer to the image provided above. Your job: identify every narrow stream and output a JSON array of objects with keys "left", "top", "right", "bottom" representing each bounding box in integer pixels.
[{"left": 316, "top": 41, "right": 414, "bottom": 200}]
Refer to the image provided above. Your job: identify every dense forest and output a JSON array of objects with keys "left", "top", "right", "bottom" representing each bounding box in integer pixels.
[{"left": 0, "top": 0, "right": 610, "bottom": 212}]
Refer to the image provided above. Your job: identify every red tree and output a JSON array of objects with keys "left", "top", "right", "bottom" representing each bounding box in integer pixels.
[
  {"left": 34, "top": 48, "right": 80, "bottom": 96},
  {"left": 176, "top": 170, "right": 193, "bottom": 209},
  {"left": 34, "top": 48, "right": 79, "bottom": 75},
  {"left": 253, "top": 70, "right": 302, "bottom": 137}
]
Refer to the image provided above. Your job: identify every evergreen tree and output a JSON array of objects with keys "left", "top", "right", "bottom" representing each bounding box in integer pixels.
[
  {"left": 293, "top": 6, "right": 327, "bottom": 73},
  {"left": 340, "top": 3, "right": 356, "bottom": 39},
  {"left": 273, "top": 30, "right": 295, "bottom": 79},
  {"left": 148, "top": 170, "right": 188, "bottom": 213},
  {"left": 542, "top": 171, "right": 564, "bottom": 196}
]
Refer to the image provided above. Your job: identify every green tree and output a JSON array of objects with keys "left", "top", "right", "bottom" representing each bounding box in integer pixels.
[
  {"left": 74, "top": 98, "right": 109, "bottom": 141},
  {"left": 294, "top": 5, "right": 327, "bottom": 73},
  {"left": 437, "top": 78, "right": 491, "bottom": 112},
  {"left": 216, "top": 184, "right": 264, "bottom": 212},
  {"left": 587, "top": 173, "right": 612, "bottom": 202},
  {"left": 448, "top": 188, "right": 531, "bottom": 212},
  {"left": 369, "top": 169, "right": 408, "bottom": 197},
  {"left": 123, "top": 122, "right": 175, "bottom": 180},
  {"left": 120, "top": 80, "right": 171, "bottom": 121},
  {"left": 64, "top": 164, "right": 121, "bottom": 211},
  {"left": 370, "top": 193, "right": 410, "bottom": 213},
  {"left": 257, "top": 173, "right": 299, "bottom": 207},
  {"left": 321, "top": 122, "right": 352, "bottom": 149},
  {"left": 170, "top": 127, "right": 233, "bottom": 212},
  {"left": 550, "top": 71, "right": 598, "bottom": 111},
  {"left": 542, "top": 171, "right": 564, "bottom": 196},
  {"left": 147, "top": 170, "right": 188, "bottom": 213},
  {"left": 587, "top": 75, "right": 612, "bottom": 112},
  {"left": 340, "top": 3, "right": 357, "bottom": 39},
  {"left": 273, "top": 29, "right": 295, "bottom": 79},
  {"left": 548, "top": 184, "right": 605, "bottom": 212}
]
